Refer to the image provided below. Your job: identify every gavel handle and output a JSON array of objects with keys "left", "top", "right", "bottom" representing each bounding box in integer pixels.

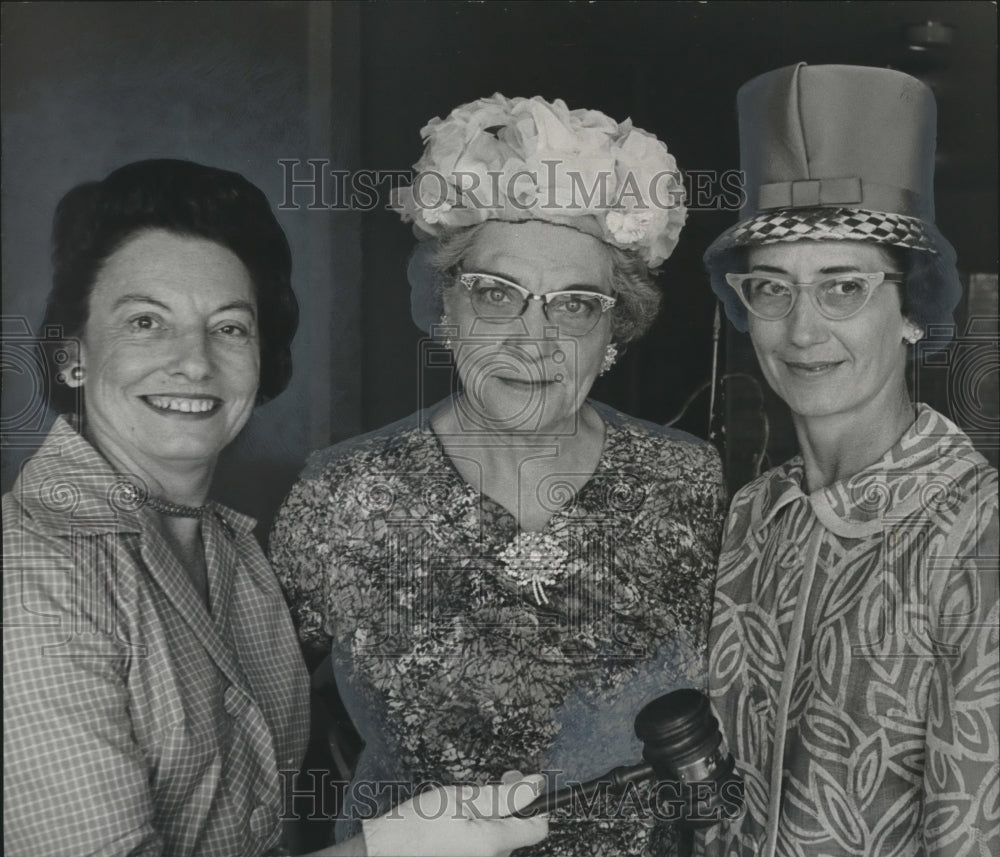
[{"left": 512, "top": 762, "right": 655, "bottom": 818}]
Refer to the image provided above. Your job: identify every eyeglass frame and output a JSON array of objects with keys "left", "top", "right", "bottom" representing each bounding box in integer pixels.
[
  {"left": 456, "top": 271, "right": 617, "bottom": 335},
  {"left": 725, "top": 271, "right": 906, "bottom": 321}
]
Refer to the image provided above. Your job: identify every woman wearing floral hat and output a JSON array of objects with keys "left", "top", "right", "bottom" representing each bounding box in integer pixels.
[
  {"left": 270, "top": 94, "right": 727, "bottom": 856},
  {"left": 699, "top": 64, "right": 999, "bottom": 857}
]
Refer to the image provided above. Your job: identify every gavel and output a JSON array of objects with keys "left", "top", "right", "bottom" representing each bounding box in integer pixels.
[{"left": 514, "top": 688, "right": 743, "bottom": 828}]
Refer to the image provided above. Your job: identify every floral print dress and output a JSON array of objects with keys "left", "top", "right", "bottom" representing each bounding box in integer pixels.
[{"left": 270, "top": 400, "right": 726, "bottom": 856}]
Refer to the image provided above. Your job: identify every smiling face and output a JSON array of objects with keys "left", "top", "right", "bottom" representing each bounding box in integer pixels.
[
  {"left": 442, "top": 221, "right": 614, "bottom": 433},
  {"left": 746, "top": 241, "right": 913, "bottom": 425},
  {"left": 72, "top": 230, "right": 260, "bottom": 479}
]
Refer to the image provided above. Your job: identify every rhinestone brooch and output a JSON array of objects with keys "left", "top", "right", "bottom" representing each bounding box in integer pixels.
[{"left": 497, "top": 531, "right": 569, "bottom": 606}]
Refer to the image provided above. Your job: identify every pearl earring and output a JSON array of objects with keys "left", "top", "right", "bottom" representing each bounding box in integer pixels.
[
  {"left": 599, "top": 342, "right": 619, "bottom": 376},
  {"left": 905, "top": 328, "right": 924, "bottom": 344},
  {"left": 71, "top": 366, "right": 84, "bottom": 382}
]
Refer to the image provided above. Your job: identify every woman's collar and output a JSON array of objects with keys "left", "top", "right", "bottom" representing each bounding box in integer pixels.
[
  {"left": 13, "top": 415, "right": 255, "bottom": 537},
  {"left": 750, "top": 404, "right": 981, "bottom": 537}
]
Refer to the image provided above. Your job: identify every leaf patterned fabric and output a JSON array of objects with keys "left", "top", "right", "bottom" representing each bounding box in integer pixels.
[
  {"left": 698, "top": 405, "right": 999, "bottom": 857},
  {"left": 270, "top": 400, "right": 727, "bottom": 856}
]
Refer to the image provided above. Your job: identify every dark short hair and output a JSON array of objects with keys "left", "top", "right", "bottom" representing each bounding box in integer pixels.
[
  {"left": 885, "top": 246, "right": 960, "bottom": 343},
  {"left": 43, "top": 159, "right": 298, "bottom": 411}
]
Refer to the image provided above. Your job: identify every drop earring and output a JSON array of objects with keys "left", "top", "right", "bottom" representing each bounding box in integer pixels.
[
  {"left": 439, "top": 314, "right": 455, "bottom": 350},
  {"left": 599, "top": 342, "right": 619, "bottom": 376}
]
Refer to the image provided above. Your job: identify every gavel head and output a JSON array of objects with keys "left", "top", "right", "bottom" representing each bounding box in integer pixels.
[{"left": 633, "top": 689, "right": 744, "bottom": 829}]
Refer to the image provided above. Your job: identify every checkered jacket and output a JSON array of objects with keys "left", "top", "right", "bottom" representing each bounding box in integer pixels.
[{"left": 4, "top": 417, "right": 311, "bottom": 856}]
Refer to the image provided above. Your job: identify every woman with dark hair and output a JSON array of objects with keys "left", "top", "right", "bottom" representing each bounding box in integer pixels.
[
  {"left": 698, "top": 65, "right": 999, "bottom": 857},
  {"left": 3, "top": 159, "right": 547, "bottom": 857},
  {"left": 270, "top": 95, "right": 727, "bottom": 856},
  {"left": 42, "top": 159, "right": 300, "bottom": 413}
]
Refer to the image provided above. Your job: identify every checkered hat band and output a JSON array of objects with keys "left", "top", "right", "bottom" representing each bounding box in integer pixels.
[{"left": 727, "top": 208, "right": 939, "bottom": 254}]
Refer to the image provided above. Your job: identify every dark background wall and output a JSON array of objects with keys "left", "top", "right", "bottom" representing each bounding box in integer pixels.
[
  {"left": 3, "top": 1, "right": 997, "bottom": 533},
  {"left": 2, "top": 2, "right": 363, "bottom": 529},
  {"left": 357, "top": 1, "right": 998, "bottom": 486}
]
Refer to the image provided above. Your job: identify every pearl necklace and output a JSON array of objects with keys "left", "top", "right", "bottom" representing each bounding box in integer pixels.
[
  {"left": 145, "top": 495, "right": 210, "bottom": 519},
  {"left": 118, "top": 482, "right": 209, "bottom": 519}
]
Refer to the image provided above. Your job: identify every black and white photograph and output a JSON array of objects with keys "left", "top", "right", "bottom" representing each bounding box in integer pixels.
[{"left": 3, "top": 3, "right": 997, "bottom": 856}]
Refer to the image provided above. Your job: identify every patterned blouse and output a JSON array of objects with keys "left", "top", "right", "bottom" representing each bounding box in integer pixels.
[
  {"left": 698, "top": 405, "right": 1000, "bottom": 857},
  {"left": 270, "top": 400, "right": 727, "bottom": 856}
]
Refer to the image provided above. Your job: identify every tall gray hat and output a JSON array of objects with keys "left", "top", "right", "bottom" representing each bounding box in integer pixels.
[{"left": 704, "top": 62, "right": 960, "bottom": 335}]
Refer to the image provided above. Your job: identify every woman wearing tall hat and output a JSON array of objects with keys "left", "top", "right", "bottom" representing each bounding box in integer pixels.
[
  {"left": 271, "top": 94, "right": 726, "bottom": 856},
  {"left": 699, "top": 64, "right": 999, "bottom": 856}
]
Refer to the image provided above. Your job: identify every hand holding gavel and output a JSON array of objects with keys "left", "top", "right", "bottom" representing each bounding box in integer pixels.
[{"left": 514, "top": 688, "right": 744, "bottom": 828}]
